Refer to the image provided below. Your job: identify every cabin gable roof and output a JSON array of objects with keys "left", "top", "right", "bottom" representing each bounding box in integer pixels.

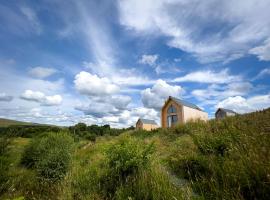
[
  {"left": 215, "top": 108, "right": 237, "bottom": 115},
  {"left": 138, "top": 118, "right": 157, "bottom": 125},
  {"left": 162, "top": 96, "right": 202, "bottom": 111}
]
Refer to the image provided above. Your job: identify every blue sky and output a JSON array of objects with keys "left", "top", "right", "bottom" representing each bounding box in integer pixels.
[{"left": 0, "top": 0, "right": 269, "bottom": 127}]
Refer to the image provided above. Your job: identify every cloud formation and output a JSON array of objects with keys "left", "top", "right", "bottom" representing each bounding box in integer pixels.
[
  {"left": 74, "top": 71, "right": 120, "bottom": 96},
  {"left": 118, "top": 0, "right": 270, "bottom": 63},
  {"left": 173, "top": 69, "right": 240, "bottom": 84},
  {"left": 141, "top": 79, "right": 182, "bottom": 110},
  {"left": 28, "top": 67, "right": 57, "bottom": 79},
  {"left": 20, "top": 90, "right": 62, "bottom": 106},
  {"left": 216, "top": 94, "right": 270, "bottom": 114},
  {"left": 0, "top": 93, "right": 13, "bottom": 102},
  {"left": 139, "top": 54, "right": 158, "bottom": 66}
]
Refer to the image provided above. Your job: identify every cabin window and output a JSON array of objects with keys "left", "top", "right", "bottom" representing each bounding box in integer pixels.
[
  {"left": 167, "top": 115, "right": 178, "bottom": 127},
  {"left": 167, "top": 105, "right": 177, "bottom": 114}
]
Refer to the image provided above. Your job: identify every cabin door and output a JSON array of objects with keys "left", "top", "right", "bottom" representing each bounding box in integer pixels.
[{"left": 167, "top": 116, "right": 172, "bottom": 127}]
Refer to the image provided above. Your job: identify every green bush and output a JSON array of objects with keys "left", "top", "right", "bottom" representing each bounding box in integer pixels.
[
  {"left": 85, "top": 133, "right": 96, "bottom": 142},
  {"left": 0, "top": 137, "right": 11, "bottom": 194},
  {"left": 21, "top": 132, "right": 74, "bottom": 182},
  {"left": 102, "top": 135, "right": 154, "bottom": 197}
]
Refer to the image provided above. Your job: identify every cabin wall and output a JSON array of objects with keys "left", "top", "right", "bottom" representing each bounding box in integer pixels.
[
  {"left": 215, "top": 110, "right": 236, "bottom": 119},
  {"left": 136, "top": 120, "right": 143, "bottom": 130},
  {"left": 142, "top": 124, "right": 159, "bottom": 131},
  {"left": 183, "top": 106, "right": 208, "bottom": 122},
  {"left": 216, "top": 110, "right": 226, "bottom": 119},
  {"left": 161, "top": 99, "right": 183, "bottom": 128}
]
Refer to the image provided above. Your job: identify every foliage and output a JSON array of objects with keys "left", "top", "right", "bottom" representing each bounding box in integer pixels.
[
  {"left": 0, "top": 108, "right": 270, "bottom": 199},
  {"left": 0, "top": 137, "right": 11, "bottom": 194},
  {"left": 68, "top": 123, "right": 134, "bottom": 140},
  {"left": 168, "top": 108, "right": 270, "bottom": 200},
  {"left": 101, "top": 135, "right": 155, "bottom": 197},
  {"left": 21, "top": 132, "right": 74, "bottom": 182},
  {"left": 0, "top": 125, "right": 61, "bottom": 138}
]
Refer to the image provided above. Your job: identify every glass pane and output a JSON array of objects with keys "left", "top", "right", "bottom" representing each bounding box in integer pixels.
[
  {"left": 167, "top": 105, "right": 177, "bottom": 114},
  {"left": 167, "top": 116, "right": 172, "bottom": 127},
  {"left": 172, "top": 115, "right": 178, "bottom": 123}
]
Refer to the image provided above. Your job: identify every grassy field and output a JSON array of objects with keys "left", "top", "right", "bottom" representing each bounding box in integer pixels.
[
  {"left": 0, "top": 108, "right": 269, "bottom": 200},
  {"left": 0, "top": 118, "right": 34, "bottom": 127}
]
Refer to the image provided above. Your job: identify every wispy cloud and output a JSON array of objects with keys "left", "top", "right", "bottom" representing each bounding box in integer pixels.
[
  {"left": 118, "top": 0, "right": 270, "bottom": 63},
  {"left": 28, "top": 67, "right": 57, "bottom": 79},
  {"left": 173, "top": 69, "right": 240, "bottom": 84}
]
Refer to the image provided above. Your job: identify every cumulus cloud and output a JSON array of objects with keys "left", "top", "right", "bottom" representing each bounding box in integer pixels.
[
  {"left": 141, "top": 79, "right": 182, "bottom": 110},
  {"left": 28, "top": 67, "right": 57, "bottom": 79},
  {"left": 216, "top": 94, "right": 270, "bottom": 114},
  {"left": 192, "top": 82, "right": 254, "bottom": 108},
  {"left": 74, "top": 71, "right": 120, "bottom": 96},
  {"left": 173, "top": 69, "right": 240, "bottom": 84},
  {"left": 0, "top": 93, "right": 13, "bottom": 102},
  {"left": 139, "top": 54, "right": 158, "bottom": 66},
  {"left": 20, "top": 90, "right": 62, "bottom": 106},
  {"left": 118, "top": 0, "right": 270, "bottom": 63}
]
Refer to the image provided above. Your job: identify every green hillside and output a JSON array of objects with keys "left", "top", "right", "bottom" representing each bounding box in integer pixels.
[
  {"left": 0, "top": 108, "right": 269, "bottom": 200},
  {"left": 0, "top": 118, "right": 34, "bottom": 127}
]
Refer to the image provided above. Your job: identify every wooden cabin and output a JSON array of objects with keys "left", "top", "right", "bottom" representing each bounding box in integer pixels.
[
  {"left": 215, "top": 108, "right": 237, "bottom": 119},
  {"left": 161, "top": 96, "right": 208, "bottom": 128},
  {"left": 136, "top": 118, "right": 158, "bottom": 131}
]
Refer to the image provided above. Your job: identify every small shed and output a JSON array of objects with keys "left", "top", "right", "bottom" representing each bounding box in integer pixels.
[
  {"left": 136, "top": 118, "right": 158, "bottom": 131},
  {"left": 215, "top": 108, "right": 237, "bottom": 119}
]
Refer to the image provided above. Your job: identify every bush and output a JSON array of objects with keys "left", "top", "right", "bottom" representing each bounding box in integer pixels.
[
  {"left": 85, "top": 133, "right": 96, "bottom": 142},
  {"left": 101, "top": 135, "right": 155, "bottom": 197},
  {"left": 0, "top": 137, "right": 11, "bottom": 194},
  {"left": 21, "top": 132, "right": 74, "bottom": 182}
]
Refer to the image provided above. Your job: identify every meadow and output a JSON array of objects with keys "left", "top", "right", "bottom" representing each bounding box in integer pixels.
[{"left": 0, "top": 108, "right": 269, "bottom": 200}]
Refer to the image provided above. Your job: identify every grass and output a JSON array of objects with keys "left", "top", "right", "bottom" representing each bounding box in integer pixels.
[
  {"left": 0, "top": 118, "right": 33, "bottom": 127},
  {"left": 0, "top": 108, "right": 269, "bottom": 199}
]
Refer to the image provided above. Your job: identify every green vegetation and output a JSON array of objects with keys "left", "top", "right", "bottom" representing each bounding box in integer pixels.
[
  {"left": 0, "top": 118, "right": 34, "bottom": 127},
  {"left": 0, "top": 108, "right": 269, "bottom": 199}
]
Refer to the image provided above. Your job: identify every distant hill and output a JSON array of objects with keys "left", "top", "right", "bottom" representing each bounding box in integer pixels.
[{"left": 0, "top": 118, "right": 37, "bottom": 127}]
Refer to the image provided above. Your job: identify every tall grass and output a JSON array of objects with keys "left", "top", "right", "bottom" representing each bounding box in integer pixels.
[{"left": 0, "top": 108, "right": 269, "bottom": 199}]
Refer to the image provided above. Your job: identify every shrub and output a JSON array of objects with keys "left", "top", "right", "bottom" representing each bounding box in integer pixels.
[
  {"left": 21, "top": 132, "right": 74, "bottom": 182},
  {"left": 0, "top": 137, "right": 11, "bottom": 194},
  {"left": 85, "top": 133, "right": 96, "bottom": 142},
  {"left": 101, "top": 135, "right": 155, "bottom": 196},
  {"left": 193, "top": 134, "right": 234, "bottom": 156}
]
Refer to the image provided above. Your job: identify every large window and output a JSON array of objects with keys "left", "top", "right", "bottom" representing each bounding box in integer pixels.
[
  {"left": 167, "top": 115, "right": 178, "bottom": 127},
  {"left": 167, "top": 105, "right": 177, "bottom": 114}
]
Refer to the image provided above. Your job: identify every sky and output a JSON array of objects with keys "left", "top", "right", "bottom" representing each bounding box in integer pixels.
[{"left": 0, "top": 0, "right": 269, "bottom": 127}]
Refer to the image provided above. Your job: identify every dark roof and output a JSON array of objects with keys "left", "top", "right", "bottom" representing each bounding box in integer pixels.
[
  {"left": 170, "top": 96, "right": 202, "bottom": 111},
  {"left": 139, "top": 118, "right": 157, "bottom": 125},
  {"left": 216, "top": 108, "right": 237, "bottom": 114}
]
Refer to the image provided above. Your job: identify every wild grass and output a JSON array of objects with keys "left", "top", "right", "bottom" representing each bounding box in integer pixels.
[{"left": 0, "top": 108, "right": 269, "bottom": 199}]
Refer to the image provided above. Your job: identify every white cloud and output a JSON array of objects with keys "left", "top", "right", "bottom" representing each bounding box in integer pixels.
[
  {"left": 74, "top": 71, "right": 119, "bottom": 96},
  {"left": 141, "top": 79, "right": 182, "bottom": 110},
  {"left": 20, "top": 90, "right": 62, "bottom": 106},
  {"left": 139, "top": 54, "right": 158, "bottom": 66},
  {"left": 0, "top": 93, "right": 13, "bottom": 102},
  {"left": 192, "top": 82, "right": 253, "bottom": 106},
  {"left": 249, "top": 39, "right": 270, "bottom": 61},
  {"left": 28, "top": 67, "right": 57, "bottom": 79},
  {"left": 216, "top": 94, "right": 270, "bottom": 114},
  {"left": 118, "top": 0, "right": 270, "bottom": 63},
  {"left": 173, "top": 69, "right": 240, "bottom": 84},
  {"left": 20, "top": 6, "right": 42, "bottom": 34},
  {"left": 253, "top": 68, "right": 270, "bottom": 80}
]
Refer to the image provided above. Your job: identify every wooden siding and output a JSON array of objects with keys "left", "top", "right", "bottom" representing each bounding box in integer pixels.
[{"left": 161, "top": 99, "right": 183, "bottom": 128}]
